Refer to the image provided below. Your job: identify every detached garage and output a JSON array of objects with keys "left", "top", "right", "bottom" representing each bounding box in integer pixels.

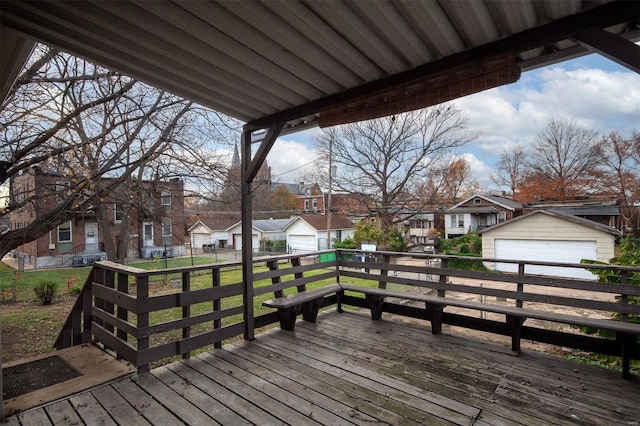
[{"left": 480, "top": 210, "right": 620, "bottom": 280}]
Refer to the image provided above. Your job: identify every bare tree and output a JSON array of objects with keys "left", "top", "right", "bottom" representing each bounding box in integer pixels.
[
  {"left": 598, "top": 131, "right": 640, "bottom": 234},
  {"left": 0, "top": 45, "right": 235, "bottom": 258},
  {"left": 491, "top": 146, "right": 527, "bottom": 198},
  {"left": 314, "top": 105, "right": 476, "bottom": 230},
  {"left": 527, "top": 118, "right": 602, "bottom": 199}
]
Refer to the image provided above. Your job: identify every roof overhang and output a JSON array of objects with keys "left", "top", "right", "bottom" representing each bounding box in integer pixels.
[{"left": 1, "top": 1, "right": 638, "bottom": 134}]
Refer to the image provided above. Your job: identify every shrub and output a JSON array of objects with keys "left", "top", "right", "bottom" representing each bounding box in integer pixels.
[
  {"left": 34, "top": 280, "right": 58, "bottom": 305},
  {"left": 334, "top": 237, "right": 357, "bottom": 249},
  {"left": 384, "top": 228, "right": 406, "bottom": 252},
  {"left": 69, "top": 285, "right": 82, "bottom": 296}
]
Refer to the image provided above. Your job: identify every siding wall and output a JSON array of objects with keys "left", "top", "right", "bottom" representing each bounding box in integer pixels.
[{"left": 481, "top": 214, "right": 616, "bottom": 264}]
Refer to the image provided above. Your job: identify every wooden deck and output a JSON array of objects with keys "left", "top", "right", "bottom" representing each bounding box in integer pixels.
[{"left": 6, "top": 309, "right": 640, "bottom": 425}]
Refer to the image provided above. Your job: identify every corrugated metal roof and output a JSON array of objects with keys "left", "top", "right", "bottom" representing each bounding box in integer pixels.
[
  {"left": 252, "top": 218, "right": 295, "bottom": 232},
  {"left": 2, "top": 0, "right": 637, "bottom": 133}
]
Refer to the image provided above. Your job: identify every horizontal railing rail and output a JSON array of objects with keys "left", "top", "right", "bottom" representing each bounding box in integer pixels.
[
  {"left": 55, "top": 249, "right": 640, "bottom": 374},
  {"left": 335, "top": 249, "right": 640, "bottom": 376},
  {"left": 55, "top": 251, "right": 338, "bottom": 371}
]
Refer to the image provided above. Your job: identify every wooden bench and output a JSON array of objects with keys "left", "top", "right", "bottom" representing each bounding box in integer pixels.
[
  {"left": 263, "top": 283, "right": 342, "bottom": 330},
  {"left": 340, "top": 282, "right": 640, "bottom": 379},
  {"left": 256, "top": 255, "right": 343, "bottom": 331}
]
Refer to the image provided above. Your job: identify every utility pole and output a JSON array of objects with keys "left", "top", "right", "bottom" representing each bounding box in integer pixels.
[{"left": 326, "top": 136, "right": 333, "bottom": 250}]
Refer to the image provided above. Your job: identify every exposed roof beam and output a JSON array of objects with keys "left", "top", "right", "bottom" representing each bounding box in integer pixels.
[
  {"left": 245, "top": 0, "right": 638, "bottom": 132},
  {"left": 245, "top": 121, "right": 284, "bottom": 184},
  {"left": 519, "top": 28, "right": 640, "bottom": 72},
  {"left": 571, "top": 26, "right": 640, "bottom": 73},
  {"left": 0, "top": 27, "right": 35, "bottom": 104}
]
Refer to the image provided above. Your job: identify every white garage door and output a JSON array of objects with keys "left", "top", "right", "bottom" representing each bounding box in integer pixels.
[
  {"left": 289, "top": 235, "right": 316, "bottom": 254},
  {"left": 191, "top": 233, "right": 211, "bottom": 250},
  {"left": 494, "top": 239, "right": 597, "bottom": 280}
]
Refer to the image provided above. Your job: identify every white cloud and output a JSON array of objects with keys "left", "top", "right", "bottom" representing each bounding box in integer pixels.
[
  {"left": 267, "top": 56, "right": 640, "bottom": 191},
  {"left": 267, "top": 138, "right": 317, "bottom": 183},
  {"left": 459, "top": 153, "right": 492, "bottom": 187},
  {"left": 454, "top": 61, "right": 640, "bottom": 166}
]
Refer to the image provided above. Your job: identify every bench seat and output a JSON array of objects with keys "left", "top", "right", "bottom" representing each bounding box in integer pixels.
[
  {"left": 341, "top": 283, "right": 640, "bottom": 378},
  {"left": 263, "top": 283, "right": 342, "bottom": 330}
]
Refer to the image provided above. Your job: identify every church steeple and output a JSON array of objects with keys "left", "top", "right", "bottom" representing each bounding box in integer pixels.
[{"left": 232, "top": 143, "right": 241, "bottom": 168}]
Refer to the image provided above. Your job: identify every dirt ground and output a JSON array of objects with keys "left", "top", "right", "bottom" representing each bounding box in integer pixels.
[{"left": 1, "top": 294, "right": 77, "bottom": 363}]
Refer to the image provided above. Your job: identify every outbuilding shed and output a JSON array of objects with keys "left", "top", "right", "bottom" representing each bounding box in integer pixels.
[
  {"left": 286, "top": 215, "right": 355, "bottom": 253},
  {"left": 479, "top": 210, "right": 621, "bottom": 279}
]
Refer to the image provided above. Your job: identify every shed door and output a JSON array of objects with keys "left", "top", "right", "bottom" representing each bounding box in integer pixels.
[
  {"left": 289, "top": 235, "right": 316, "bottom": 254},
  {"left": 234, "top": 234, "right": 259, "bottom": 252},
  {"left": 494, "top": 239, "right": 597, "bottom": 279}
]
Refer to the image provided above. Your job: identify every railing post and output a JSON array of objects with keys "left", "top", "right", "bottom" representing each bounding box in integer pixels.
[
  {"left": 116, "top": 271, "right": 128, "bottom": 343},
  {"left": 104, "top": 269, "right": 115, "bottom": 333},
  {"left": 137, "top": 275, "right": 150, "bottom": 372},
  {"left": 438, "top": 258, "right": 448, "bottom": 297},
  {"left": 213, "top": 268, "right": 222, "bottom": 349},
  {"left": 620, "top": 270, "right": 629, "bottom": 322},
  {"left": 516, "top": 263, "right": 524, "bottom": 308},
  {"left": 334, "top": 249, "right": 341, "bottom": 283},
  {"left": 93, "top": 267, "right": 105, "bottom": 328},
  {"left": 182, "top": 271, "right": 191, "bottom": 359},
  {"left": 292, "top": 257, "right": 306, "bottom": 292},
  {"left": 379, "top": 254, "right": 390, "bottom": 289}
]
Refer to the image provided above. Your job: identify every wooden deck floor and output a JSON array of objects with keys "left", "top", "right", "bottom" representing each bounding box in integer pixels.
[{"left": 5, "top": 309, "right": 640, "bottom": 425}]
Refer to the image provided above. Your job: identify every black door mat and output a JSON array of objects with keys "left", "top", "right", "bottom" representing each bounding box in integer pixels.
[{"left": 3, "top": 355, "right": 82, "bottom": 400}]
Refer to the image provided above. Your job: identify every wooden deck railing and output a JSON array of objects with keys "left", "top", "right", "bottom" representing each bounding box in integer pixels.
[
  {"left": 336, "top": 249, "right": 640, "bottom": 376},
  {"left": 55, "top": 250, "right": 640, "bottom": 373},
  {"left": 54, "top": 252, "right": 338, "bottom": 371}
]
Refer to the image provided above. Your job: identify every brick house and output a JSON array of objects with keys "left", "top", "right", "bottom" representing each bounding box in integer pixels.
[
  {"left": 274, "top": 181, "right": 325, "bottom": 213},
  {"left": 9, "top": 167, "right": 185, "bottom": 268}
]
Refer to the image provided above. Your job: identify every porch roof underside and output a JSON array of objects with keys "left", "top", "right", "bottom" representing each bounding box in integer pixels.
[{"left": 1, "top": 0, "right": 639, "bottom": 137}]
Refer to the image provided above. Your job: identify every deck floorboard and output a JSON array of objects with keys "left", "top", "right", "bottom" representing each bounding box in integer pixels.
[{"left": 6, "top": 309, "right": 640, "bottom": 425}]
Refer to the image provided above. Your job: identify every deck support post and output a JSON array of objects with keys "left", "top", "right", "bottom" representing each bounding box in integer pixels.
[{"left": 241, "top": 122, "right": 284, "bottom": 341}]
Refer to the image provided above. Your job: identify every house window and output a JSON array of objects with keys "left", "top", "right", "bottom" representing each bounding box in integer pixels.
[
  {"left": 498, "top": 211, "right": 506, "bottom": 223},
  {"left": 58, "top": 221, "right": 72, "bottom": 242},
  {"left": 161, "top": 190, "right": 171, "bottom": 205},
  {"left": 162, "top": 218, "right": 172, "bottom": 245},
  {"left": 162, "top": 218, "right": 172, "bottom": 237},
  {"left": 304, "top": 200, "right": 309, "bottom": 211},
  {"left": 56, "top": 180, "right": 70, "bottom": 203},
  {"left": 459, "top": 216, "right": 464, "bottom": 227},
  {"left": 114, "top": 203, "right": 123, "bottom": 222},
  {"left": 450, "top": 215, "right": 457, "bottom": 227},
  {"left": 474, "top": 198, "right": 481, "bottom": 204},
  {"left": 312, "top": 199, "right": 317, "bottom": 210}
]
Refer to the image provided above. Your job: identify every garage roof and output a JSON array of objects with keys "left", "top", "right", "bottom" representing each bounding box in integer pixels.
[{"left": 1, "top": 0, "right": 638, "bottom": 134}]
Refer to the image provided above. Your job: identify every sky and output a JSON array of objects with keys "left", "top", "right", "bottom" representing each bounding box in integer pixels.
[{"left": 265, "top": 52, "right": 640, "bottom": 191}]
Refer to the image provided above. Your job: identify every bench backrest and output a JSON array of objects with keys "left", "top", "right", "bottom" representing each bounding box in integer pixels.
[
  {"left": 253, "top": 253, "right": 339, "bottom": 299},
  {"left": 338, "top": 252, "right": 640, "bottom": 319}
]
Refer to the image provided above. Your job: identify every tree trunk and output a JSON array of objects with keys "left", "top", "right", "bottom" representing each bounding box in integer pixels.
[{"left": 96, "top": 204, "right": 116, "bottom": 260}]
